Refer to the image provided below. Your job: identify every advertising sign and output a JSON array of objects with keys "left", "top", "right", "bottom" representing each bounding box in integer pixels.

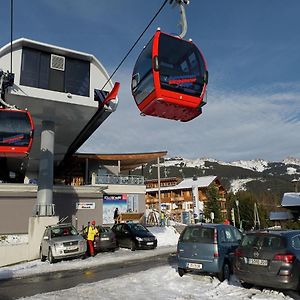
[{"left": 103, "top": 194, "right": 127, "bottom": 224}]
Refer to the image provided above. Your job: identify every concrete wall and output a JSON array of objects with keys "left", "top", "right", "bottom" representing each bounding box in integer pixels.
[
  {"left": 0, "top": 243, "right": 29, "bottom": 267},
  {"left": 0, "top": 216, "right": 59, "bottom": 267},
  {"left": 0, "top": 184, "right": 104, "bottom": 234},
  {"left": 0, "top": 183, "right": 146, "bottom": 234}
]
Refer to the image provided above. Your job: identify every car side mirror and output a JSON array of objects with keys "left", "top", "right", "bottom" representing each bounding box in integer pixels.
[{"left": 153, "top": 56, "right": 159, "bottom": 71}]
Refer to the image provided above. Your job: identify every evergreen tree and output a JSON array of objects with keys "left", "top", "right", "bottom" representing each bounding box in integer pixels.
[{"left": 204, "top": 185, "right": 222, "bottom": 223}]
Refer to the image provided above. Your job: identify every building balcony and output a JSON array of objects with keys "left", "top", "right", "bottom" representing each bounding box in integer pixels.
[{"left": 94, "top": 174, "right": 144, "bottom": 185}]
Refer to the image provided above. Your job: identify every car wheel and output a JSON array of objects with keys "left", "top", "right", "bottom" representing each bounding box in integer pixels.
[
  {"left": 240, "top": 281, "right": 253, "bottom": 289},
  {"left": 131, "top": 241, "right": 136, "bottom": 251},
  {"left": 40, "top": 248, "right": 46, "bottom": 262},
  {"left": 218, "top": 262, "right": 230, "bottom": 282},
  {"left": 178, "top": 267, "right": 186, "bottom": 277},
  {"left": 48, "top": 248, "right": 56, "bottom": 264}
]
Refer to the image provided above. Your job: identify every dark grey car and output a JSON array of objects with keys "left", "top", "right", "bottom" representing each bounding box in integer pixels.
[
  {"left": 177, "top": 223, "right": 242, "bottom": 281},
  {"left": 234, "top": 230, "right": 300, "bottom": 291}
]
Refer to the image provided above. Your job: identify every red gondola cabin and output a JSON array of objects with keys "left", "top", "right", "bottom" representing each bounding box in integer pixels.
[
  {"left": 131, "top": 30, "right": 208, "bottom": 122},
  {"left": 0, "top": 109, "right": 34, "bottom": 158}
]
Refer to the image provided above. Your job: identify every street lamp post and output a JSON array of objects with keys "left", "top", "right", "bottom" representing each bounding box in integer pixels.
[
  {"left": 292, "top": 178, "right": 299, "bottom": 193},
  {"left": 235, "top": 200, "right": 241, "bottom": 230}
]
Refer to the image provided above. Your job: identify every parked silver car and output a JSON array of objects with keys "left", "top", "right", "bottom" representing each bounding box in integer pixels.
[{"left": 40, "top": 223, "right": 87, "bottom": 263}]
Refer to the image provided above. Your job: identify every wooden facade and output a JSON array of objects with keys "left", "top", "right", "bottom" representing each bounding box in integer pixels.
[{"left": 145, "top": 176, "right": 227, "bottom": 222}]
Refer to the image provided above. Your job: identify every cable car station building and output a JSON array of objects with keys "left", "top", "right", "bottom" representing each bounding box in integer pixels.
[{"left": 0, "top": 38, "right": 168, "bottom": 266}]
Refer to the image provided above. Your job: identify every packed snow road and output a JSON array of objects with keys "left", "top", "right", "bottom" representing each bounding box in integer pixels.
[{"left": 0, "top": 252, "right": 175, "bottom": 300}]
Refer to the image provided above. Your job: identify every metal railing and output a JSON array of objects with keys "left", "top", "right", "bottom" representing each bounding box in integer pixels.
[{"left": 94, "top": 174, "right": 144, "bottom": 185}]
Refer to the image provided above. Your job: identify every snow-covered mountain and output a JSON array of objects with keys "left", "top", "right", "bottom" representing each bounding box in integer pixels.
[
  {"left": 139, "top": 156, "right": 300, "bottom": 196},
  {"left": 164, "top": 156, "right": 300, "bottom": 174}
]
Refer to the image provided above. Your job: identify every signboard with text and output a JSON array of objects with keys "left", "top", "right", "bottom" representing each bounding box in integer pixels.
[{"left": 103, "top": 194, "right": 127, "bottom": 224}]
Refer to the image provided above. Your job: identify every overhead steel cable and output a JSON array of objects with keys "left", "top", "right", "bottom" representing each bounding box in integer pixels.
[{"left": 101, "top": 0, "right": 169, "bottom": 90}]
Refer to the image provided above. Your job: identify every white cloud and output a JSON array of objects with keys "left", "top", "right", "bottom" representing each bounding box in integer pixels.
[{"left": 80, "top": 69, "right": 300, "bottom": 162}]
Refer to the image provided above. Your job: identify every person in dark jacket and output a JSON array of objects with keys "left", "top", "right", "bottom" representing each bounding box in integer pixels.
[{"left": 114, "top": 207, "right": 119, "bottom": 224}]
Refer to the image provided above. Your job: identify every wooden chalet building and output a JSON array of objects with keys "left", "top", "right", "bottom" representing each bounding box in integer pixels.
[{"left": 145, "top": 176, "right": 227, "bottom": 222}]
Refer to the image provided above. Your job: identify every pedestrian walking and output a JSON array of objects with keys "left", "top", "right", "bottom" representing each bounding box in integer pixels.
[
  {"left": 85, "top": 220, "right": 98, "bottom": 256},
  {"left": 160, "top": 210, "right": 165, "bottom": 226}
]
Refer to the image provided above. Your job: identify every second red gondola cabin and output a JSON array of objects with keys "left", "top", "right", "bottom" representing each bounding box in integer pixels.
[{"left": 0, "top": 109, "right": 34, "bottom": 158}]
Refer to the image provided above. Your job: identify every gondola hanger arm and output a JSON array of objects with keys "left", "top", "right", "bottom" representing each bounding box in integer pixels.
[{"left": 169, "top": 0, "right": 189, "bottom": 38}]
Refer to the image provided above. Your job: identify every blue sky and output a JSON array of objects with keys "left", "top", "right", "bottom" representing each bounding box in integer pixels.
[{"left": 1, "top": 0, "right": 300, "bottom": 162}]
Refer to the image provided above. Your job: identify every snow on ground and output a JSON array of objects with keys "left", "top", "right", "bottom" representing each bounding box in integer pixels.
[
  {"left": 1, "top": 226, "right": 297, "bottom": 300},
  {"left": 0, "top": 226, "right": 179, "bottom": 280},
  {"left": 18, "top": 267, "right": 294, "bottom": 300}
]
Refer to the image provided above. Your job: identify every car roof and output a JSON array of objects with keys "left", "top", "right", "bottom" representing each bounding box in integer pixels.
[
  {"left": 46, "top": 223, "right": 73, "bottom": 229},
  {"left": 244, "top": 229, "right": 300, "bottom": 237},
  {"left": 186, "top": 223, "right": 232, "bottom": 228}
]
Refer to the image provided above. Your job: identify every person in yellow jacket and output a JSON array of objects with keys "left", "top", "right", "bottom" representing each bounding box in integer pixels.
[{"left": 85, "top": 220, "right": 98, "bottom": 256}]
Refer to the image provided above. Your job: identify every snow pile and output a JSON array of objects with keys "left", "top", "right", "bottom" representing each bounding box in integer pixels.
[
  {"left": 17, "top": 266, "right": 294, "bottom": 300},
  {"left": 0, "top": 234, "right": 28, "bottom": 245},
  {"left": 148, "top": 226, "right": 179, "bottom": 247}
]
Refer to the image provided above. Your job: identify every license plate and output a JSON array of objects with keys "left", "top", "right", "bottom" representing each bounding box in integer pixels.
[
  {"left": 147, "top": 242, "right": 154, "bottom": 245},
  {"left": 247, "top": 258, "right": 268, "bottom": 266},
  {"left": 66, "top": 245, "right": 77, "bottom": 251},
  {"left": 187, "top": 263, "right": 202, "bottom": 270},
  {"left": 101, "top": 237, "right": 109, "bottom": 241}
]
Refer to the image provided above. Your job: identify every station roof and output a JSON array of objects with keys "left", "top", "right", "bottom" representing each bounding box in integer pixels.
[
  {"left": 281, "top": 192, "right": 300, "bottom": 207},
  {"left": 146, "top": 176, "right": 218, "bottom": 192},
  {"left": 71, "top": 151, "right": 168, "bottom": 171}
]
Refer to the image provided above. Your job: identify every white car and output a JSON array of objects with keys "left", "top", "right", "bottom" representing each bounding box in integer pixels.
[{"left": 40, "top": 223, "right": 87, "bottom": 263}]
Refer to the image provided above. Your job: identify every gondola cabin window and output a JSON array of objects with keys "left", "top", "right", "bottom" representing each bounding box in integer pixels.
[
  {"left": 131, "top": 39, "right": 154, "bottom": 105},
  {"left": 0, "top": 111, "right": 31, "bottom": 147},
  {"left": 158, "top": 34, "right": 205, "bottom": 97}
]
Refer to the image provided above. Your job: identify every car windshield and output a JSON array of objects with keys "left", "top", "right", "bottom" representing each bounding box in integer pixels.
[
  {"left": 50, "top": 226, "right": 78, "bottom": 238},
  {"left": 97, "top": 226, "right": 111, "bottom": 233},
  {"left": 127, "top": 223, "right": 148, "bottom": 233},
  {"left": 180, "top": 226, "right": 214, "bottom": 244},
  {"left": 242, "top": 234, "right": 285, "bottom": 250}
]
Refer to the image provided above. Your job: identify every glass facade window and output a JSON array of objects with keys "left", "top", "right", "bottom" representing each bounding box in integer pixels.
[{"left": 20, "top": 47, "right": 90, "bottom": 97}]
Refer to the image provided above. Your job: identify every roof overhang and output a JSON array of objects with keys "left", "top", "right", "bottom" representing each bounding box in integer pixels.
[{"left": 74, "top": 151, "right": 168, "bottom": 171}]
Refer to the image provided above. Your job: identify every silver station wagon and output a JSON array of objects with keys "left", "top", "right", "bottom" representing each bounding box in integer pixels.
[{"left": 40, "top": 223, "right": 87, "bottom": 263}]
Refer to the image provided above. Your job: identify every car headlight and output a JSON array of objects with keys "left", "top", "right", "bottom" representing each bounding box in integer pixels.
[
  {"left": 136, "top": 237, "right": 143, "bottom": 242},
  {"left": 54, "top": 242, "right": 64, "bottom": 249}
]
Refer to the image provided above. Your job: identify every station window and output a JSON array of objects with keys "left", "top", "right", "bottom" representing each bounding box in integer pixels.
[{"left": 20, "top": 47, "right": 90, "bottom": 97}]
